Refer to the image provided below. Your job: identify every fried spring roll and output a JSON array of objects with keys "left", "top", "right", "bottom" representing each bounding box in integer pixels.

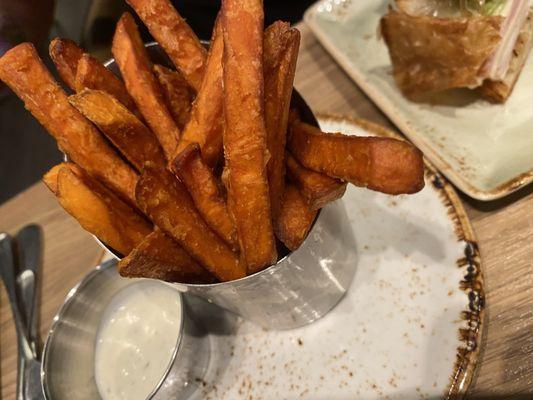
[
  {"left": 136, "top": 167, "right": 246, "bottom": 282},
  {"left": 222, "top": 0, "right": 277, "bottom": 273},
  {"left": 289, "top": 121, "right": 425, "bottom": 195},
  {"left": 153, "top": 64, "right": 192, "bottom": 130},
  {"left": 75, "top": 53, "right": 139, "bottom": 116},
  {"left": 119, "top": 228, "right": 213, "bottom": 283},
  {"left": 172, "top": 144, "right": 238, "bottom": 250},
  {"left": 175, "top": 17, "right": 224, "bottom": 167},
  {"left": 286, "top": 153, "right": 346, "bottom": 210},
  {"left": 0, "top": 43, "right": 138, "bottom": 204},
  {"left": 275, "top": 185, "right": 317, "bottom": 251},
  {"left": 44, "top": 163, "right": 151, "bottom": 256},
  {"left": 69, "top": 89, "right": 166, "bottom": 171},
  {"left": 49, "top": 38, "right": 84, "bottom": 90},
  {"left": 264, "top": 21, "right": 300, "bottom": 220},
  {"left": 126, "top": 0, "right": 207, "bottom": 91},
  {"left": 112, "top": 13, "right": 180, "bottom": 160}
]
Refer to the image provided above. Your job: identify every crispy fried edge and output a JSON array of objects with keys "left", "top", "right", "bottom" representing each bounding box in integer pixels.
[
  {"left": 49, "top": 38, "right": 83, "bottom": 90},
  {"left": 286, "top": 153, "right": 346, "bottom": 210},
  {"left": 175, "top": 16, "right": 225, "bottom": 168},
  {"left": 74, "top": 53, "right": 140, "bottom": 116},
  {"left": 45, "top": 163, "right": 151, "bottom": 255},
  {"left": 135, "top": 166, "right": 246, "bottom": 282},
  {"left": 171, "top": 143, "right": 238, "bottom": 250},
  {"left": 126, "top": 0, "right": 207, "bottom": 91},
  {"left": 289, "top": 121, "right": 425, "bottom": 195},
  {"left": 112, "top": 12, "right": 180, "bottom": 160},
  {"left": 222, "top": 0, "right": 277, "bottom": 273},
  {"left": 69, "top": 89, "right": 166, "bottom": 171},
  {"left": 153, "top": 64, "right": 192, "bottom": 130},
  {"left": 275, "top": 185, "right": 317, "bottom": 251},
  {"left": 119, "top": 228, "right": 213, "bottom": 283},
  {"left": 0, "top": 42, "right": 138, "bottom": 204},
  {"left": 264, "top": 21, "right": 300, "bottom": 221}
]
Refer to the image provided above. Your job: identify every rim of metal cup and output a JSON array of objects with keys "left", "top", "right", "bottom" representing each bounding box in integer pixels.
[
  {"left": 41, "top": 259, "right": 185, "bottom": 400},
  {"left": 94, "top": 41, "right": 322, "bottom": 287}
]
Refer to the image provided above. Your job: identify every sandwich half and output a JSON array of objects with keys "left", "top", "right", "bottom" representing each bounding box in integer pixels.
[{"left": 380, "top": 0, "right": 533, "bottom": 102}]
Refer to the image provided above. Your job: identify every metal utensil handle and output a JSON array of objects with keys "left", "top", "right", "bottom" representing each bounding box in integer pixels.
[
  {"left": 0, "top": 233, "right": 35, "bottom": 400},
  {"left": 16, "top": 224, "right": 42, "bottom": 358},
  {"left": 0, "top": 233, "right": 34, "bottom": 358}
]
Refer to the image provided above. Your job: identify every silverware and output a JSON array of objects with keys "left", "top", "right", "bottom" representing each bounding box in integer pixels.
[
  {"left": 15, "top": 225, "right": 42, "bottom": 358},
  {"left": 0, "top": 232, "right": 44, "bottom": 400}
]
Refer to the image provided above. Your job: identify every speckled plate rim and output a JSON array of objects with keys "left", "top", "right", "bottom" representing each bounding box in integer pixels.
[
  {"left": 304, "top": 4, "right": 533, "bottom": 201},
  {"left": 318, "top": 113, "right": 486, "bottom": 399}
]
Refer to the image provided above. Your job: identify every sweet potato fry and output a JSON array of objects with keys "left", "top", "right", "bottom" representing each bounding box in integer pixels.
[
  {"left": 286, "top": 153, "right": 346, "bottom": 210},
  {"left": 112, "top": 13, "right": 180, "bottom": 160},
  {"left": 289, "top": 121, "right": 425, "bottom": 195},
  {"left": 126, "top": 0, "right": 207, "bottom": 91},
  {"left": 175, "top": 17, "right": 224, "bottom": 167},
  {"left": 75, "top": 53, "right": 140, "bottom": 116},
  {"left": 171, "top": 143, "right": 238, "bottom": 250},
  {"left": 50, "top": 39, "right": 139, "bottom": 117},
  {"left": 222, "top": 0, "right": 277, "bottom": 273},
  {"left": 0, "top": 43, "right": 138, "bottom": 204},
  {"left": 69, "top": 89, "right": 166, "bottom": 171},
  {"left": 275, "top": 185, "right": 317, "bottom": 251},
  {"left": 153, "top": 64, "right": 192, "bottom": 130},
  {"left": 136, "top": 166, "right": 246, "bottom": 282},
  {"left": 44, "top": 163, "right": 151, "bottom": 256},
  {"left": 49, "top": 38, "right": 83, "bottom": 90},
  {"left": 119, "top": 228, "right": 213, "bottom": 283},
  {"left": 264, "top": 21, "right": 300, "bottom": 220}
]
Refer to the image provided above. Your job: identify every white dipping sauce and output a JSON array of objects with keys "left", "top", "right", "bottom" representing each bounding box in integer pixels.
[{"left": 94, "top": 281, "right": 182, "bottom": 400}]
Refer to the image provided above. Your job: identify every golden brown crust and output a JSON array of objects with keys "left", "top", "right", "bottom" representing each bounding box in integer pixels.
[
  {"left": 289, "top": 121, "right": 425, "bottom": 195},
  {"left": 381, "top": 9, "right": 502, "bottom": 97},
  {"left": 264, "top": 21, "right": 300, "bottom": 221},
  {"left": 136, "top": 166, "right": 246, "bottom": 282},
  {"left": 0, "top": 43, "right": 138, "bottom": 204},
  {"left": 175, "top": 18, "right": 225, "bottom": 168},
  {"left": 112, "top": 13, "right": 180, "bottom": 160},
  {"left": 69, "top": 89, "right": 166, "bottom": 171},
  {"left": 126, "top": 0, "right": 207, "bottom": 91},
  {"left": 119, "top": 228, "right": 213, "bottom": 283},
  {"left": 49, "top": 38, "right": 84, "bottom": 91},
  {"left": 153, "top": 64, "right": 193, "bottom": 130},
  {"left": 275, "top": 185, "right": 317, "bottom": 251},
  {"left": 286, "top": 153, "right": 346, "bottom": 210},
  {"left": 75, "top": 54, "right": 140, "bottom": 116},
  {"left": 222, "top": 0, "right": 278, "bottom": 273},
  {"left": 171, "top": 143, "right": 238, "bottom": 251},
  {"left": 480, "top": 12, "right": 533, "bottom": 103},
  {"left": 49, "top": 163, "right": 151, "bottom": 256}
]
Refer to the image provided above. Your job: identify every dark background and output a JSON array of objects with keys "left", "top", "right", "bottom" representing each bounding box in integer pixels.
[{"left": 0, "top": 0, "right": 314, "bottom": 204}]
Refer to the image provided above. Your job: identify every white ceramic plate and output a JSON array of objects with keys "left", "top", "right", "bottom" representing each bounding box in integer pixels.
[
  {"left": 304, "top": 0, "right": 533, "bottom": 201},
  {"left": 182, "top": 116, "right": 484, "bottom": 400}
]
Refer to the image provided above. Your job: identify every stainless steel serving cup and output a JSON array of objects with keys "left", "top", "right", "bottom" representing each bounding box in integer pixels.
[
  {"left": 41, "top": 259, "right": 210, "bottom": 399},
  {"left": 101, "top": 43, "right": 358, "bottom": 330}
]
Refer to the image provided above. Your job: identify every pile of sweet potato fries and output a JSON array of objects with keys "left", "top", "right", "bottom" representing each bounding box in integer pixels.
[{"left": 0, "top": 0, "right": 424, "bottom": 284}]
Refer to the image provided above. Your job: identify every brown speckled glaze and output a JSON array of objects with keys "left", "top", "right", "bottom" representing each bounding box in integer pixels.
[{"left": 318, "top": 113, "right": 485, "bottom": 400}]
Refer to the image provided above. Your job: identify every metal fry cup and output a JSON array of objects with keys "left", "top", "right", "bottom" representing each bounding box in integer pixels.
[{"left": 97, "top": 43, "right": 358, "bottom": 330}]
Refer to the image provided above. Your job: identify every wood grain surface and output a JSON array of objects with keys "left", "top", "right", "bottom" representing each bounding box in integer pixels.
[{"left": 1, "top": 23, "right": 532, "bottom": 399}]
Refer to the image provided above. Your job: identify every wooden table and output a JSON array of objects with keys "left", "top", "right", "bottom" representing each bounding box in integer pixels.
[{"left": 1, "top": 23, "right": 533, "bottom": 399}]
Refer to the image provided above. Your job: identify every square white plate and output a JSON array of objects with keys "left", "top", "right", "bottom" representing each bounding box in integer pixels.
[{"left": 304, "top": 0, "right": 533, "bottom": 200}]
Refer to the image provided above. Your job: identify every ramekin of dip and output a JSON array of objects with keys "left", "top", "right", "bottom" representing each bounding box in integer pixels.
[{"left": 41, "top": 259, "right": 210, "bottom": 400}]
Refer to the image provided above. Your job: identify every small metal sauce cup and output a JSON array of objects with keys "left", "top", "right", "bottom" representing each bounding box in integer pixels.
[
  {"left": 41, "top": 259, "right": 210, "bottom": 399},
  {"left": 98, "top": 43, "right": 358, "bottom": 330}
]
